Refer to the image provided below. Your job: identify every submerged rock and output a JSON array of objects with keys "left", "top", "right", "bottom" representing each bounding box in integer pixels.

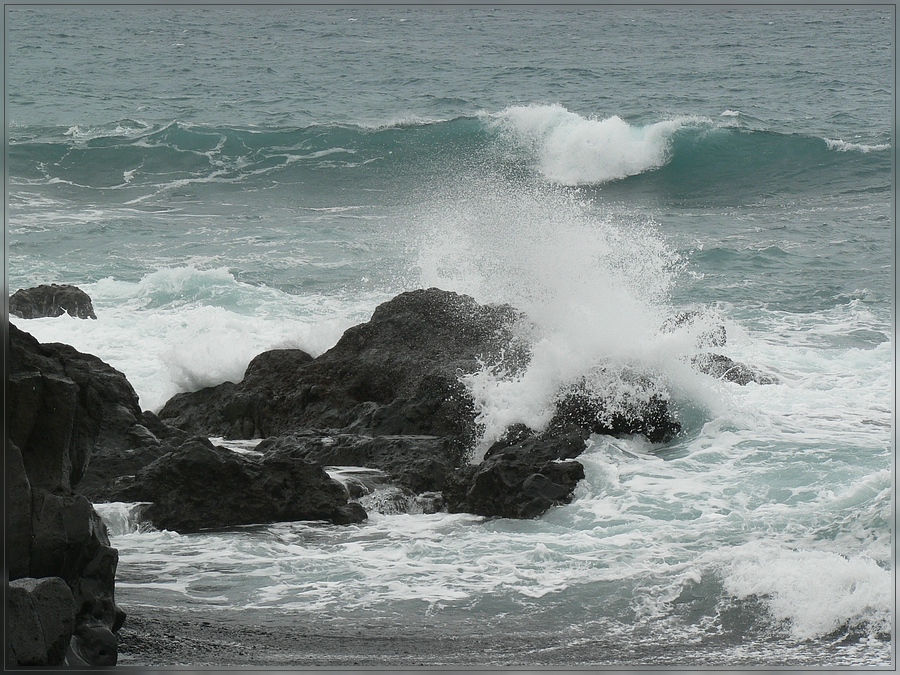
[
  {"left": 691, "top": 353, "right": 779, "bottom": 385},
  {"left": 10, "top": 283, "right": 98, "bottom": 320},
  {"left": 444, "top": 432, "right": 588, "bottom": 519},
  {"left": 111, "top": 437, "right": 367, "bottom": 532}
]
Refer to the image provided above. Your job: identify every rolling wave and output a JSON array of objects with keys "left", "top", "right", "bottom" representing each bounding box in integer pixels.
[{"left": 8, "top": 107, "right": 890, "bottom": 196}]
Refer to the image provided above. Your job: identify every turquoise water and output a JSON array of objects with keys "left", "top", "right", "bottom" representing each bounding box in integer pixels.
[{"left": 7, "top": 6, "right": 894, "bottom": 666}]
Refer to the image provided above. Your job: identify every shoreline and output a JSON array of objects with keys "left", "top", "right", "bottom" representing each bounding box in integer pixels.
[
  {"left": 113, "top": 605, "right": 893, "bottom": 669},
  {"left": 115, "top": 605, "right": 585, "bottom": 668}
]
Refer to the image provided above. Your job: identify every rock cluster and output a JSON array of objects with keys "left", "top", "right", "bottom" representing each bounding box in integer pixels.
[
  {"left": 154, "top": 288, "right": 685, "bottom": 522},
  {"left": 7, "top": 282, "right": 779, "bottom": 665},
  {"left": 111, "top": 437, "right": 366, "bottom": 532},
  {"left": 159, "top": 289, "right": 531, "bottom": 445}
]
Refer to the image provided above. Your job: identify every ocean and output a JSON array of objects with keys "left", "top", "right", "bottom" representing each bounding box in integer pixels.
[{"left": 6, "top": 5, "right": 894, "bottom": 667}]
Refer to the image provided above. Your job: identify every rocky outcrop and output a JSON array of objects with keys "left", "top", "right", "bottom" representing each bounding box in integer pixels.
[
  {"left": 10, "top": 283, "right": 98, "bottom": 319},
  {"left": 76, "top": 410, "right": 187, "bottom": 503},
  {"left": 159, "top": 289, "right": 530, "bottom": 448},
  {"left": 7, "top": 577, "right": 77, "bottom": 667},
  {"left": 444, "top": 429, "right": 588, "bottom": 519},
  {"left": 547, "top": 372, "right": 681, "bottom": 443},
  {"left": 7, "top": 324, "right": 127, "bottom": 666},
  {"left": 255, "top": 433, "right": 463, "bottom": 494},
  {"left": 154, "top": 288, "right": 688, "bottom": 520},
  {"left": 110, "top": 437, "right": 367, "bottom": 532},
  {"left": 9, "top": 321, "right": 193, "bottom": 502},
  {"left": 661, "top": 308, "right": 778, "bottom": 386}
]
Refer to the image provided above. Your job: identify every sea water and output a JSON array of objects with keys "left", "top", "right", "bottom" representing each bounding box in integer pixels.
[{"left": 6, "top": 6, "right": 893, "bottom": 666}]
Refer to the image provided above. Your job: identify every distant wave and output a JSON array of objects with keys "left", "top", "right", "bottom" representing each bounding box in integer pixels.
[{"left": 8, "top": 108, "right": 891, "bottom": 193}]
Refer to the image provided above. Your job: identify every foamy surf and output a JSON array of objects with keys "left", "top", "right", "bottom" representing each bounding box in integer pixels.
[
  {"left": 489, "top": 104, "right": 708, "bottom": 184},
  {"left": 11, "top": 266, "right": 391, "bottom": 411}
]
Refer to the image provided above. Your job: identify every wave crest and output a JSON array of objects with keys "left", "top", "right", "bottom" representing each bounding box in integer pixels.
[{"left": 490, "top": 104, "right": 698, "bottom": 185}]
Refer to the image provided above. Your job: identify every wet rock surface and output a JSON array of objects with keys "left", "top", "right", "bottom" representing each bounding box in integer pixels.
[
  {"left": 691, "top": 352, "right": 780, "bottom": 385},
  {"left": 10, "top": 283, "right": 98, "bottom": 320},
  {"left": 444, "top": 430, "right": 588, "bottom": 518},
  {"left": 7, "top": 324, "right": 126, "bottom": 666},
  {"left": 256, "top": 432, "right": 463, "bottom": 494},
  {"left": 155, "top": 288, "right": 690, "bottom": 519},
  {"left": 8, "top": 322, "right": 186, "bottom": 502},
  {"left": 110, "top": 437, "right": 367, "bottom": 532},
  {"left": 159, "top": 288, "right": 530, "bottom": 447}
]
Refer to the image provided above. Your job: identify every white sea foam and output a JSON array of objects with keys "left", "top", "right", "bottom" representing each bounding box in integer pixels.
[
  {"left": 12, "top": 266, "right": 386, "bottom": 412},
  {"left": 823, "top": 138, "right": 891, "bottom": 153},
  {"left": 95, "top": 502, "right": 154, "bottom": 536},
  {"left": 489, "top": 104, "right": 704, "bottom": 184},
  {"left": 712, "top": 542, "right": 892, "bottom": 641}
]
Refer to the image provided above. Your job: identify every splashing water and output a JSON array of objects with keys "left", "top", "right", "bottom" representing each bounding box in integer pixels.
[
  {"left": 489, "top": 104, "right": 700, "bottom": 185},
  {"left": 414, "top": 172, "right": 706, "bottom": 455}
]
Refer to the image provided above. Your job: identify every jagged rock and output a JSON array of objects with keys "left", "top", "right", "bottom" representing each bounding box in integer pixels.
[
  {"left": 29, "top": 490, "right": 124, "bottom": 637},
  {"left": 8, "top": 324, "right": 190, "bottom": 501},
  {"left": 661, "top": 310, "right": 727, "bottom": 347},
  {"left": 7, "top": 577, "right": 77, "bottom": 666},
  {"left": 9, "top": 324, "right": 143, "bottom": 492},
  {"left": 7, "top": 324, "right": 126, "bottom": 666},
  {"left": 10, "top": 283, "right": 97, "bottom": 320},
  {"left": 444, "top": 432, "right": 587, "bottom": 519},
  {"left": 159, "top": 289, "right": 530, "bottom": 448},
  {"left": 8, "top": 441, "right": 34, "bottom": 580},
  {"left": 158, "top": 287, "right": 680, "bottom": 446},
  {"left": 111, "top": 437, "right": 367, "bottom": 532},
  {"left": 67, "top": 619, "right": 118, "bottom": 666},
  {"left": 691, "top": 353, "right": 779, "bottom": 385},
  {"left": 152, "top": 288, "right": 689, "bottom": 520}
]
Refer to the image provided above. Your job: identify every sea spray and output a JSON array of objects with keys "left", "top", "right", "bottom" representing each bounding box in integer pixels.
[{"left": 412, "top": 171, "right": 720, "bottom": 456}]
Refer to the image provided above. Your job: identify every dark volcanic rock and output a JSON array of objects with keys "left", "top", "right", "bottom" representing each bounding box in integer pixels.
[
  {"left": 153, "top": 288, "right": 688, "bottom": 520},
  {"left": 691, "top": 353, "right": 779, "bottom": 385},
  {"left": 9, "top": 322, "right": 186, "bottom": 501},
  {"left": 111, "top": 437, "right": 367, "bottom": 532},
  {"left": 7, "top": 442, "right": 35, "bottom": 582},
  {"left": 10, "top": 283, "right": 98, "bottom": 320},
  {"left": 444, "top": 432, "right": 588, "bottom": 519},
  {"left": 7, "top": 577, "right": 77, "bottom": 666},
  {"left": 159, "top": 289, "right": 529, "bottom": 447},
  {"left": 158, "top": 289, "right": 681, "bottom": 455},
  {"left": 661, "top": 310, "right": 727, "bottom": 348},
  {"left": 547, "top": 371, "right": 681, "bottom": 444},
  {"left": 6, "top": 324, "right": 126, "bottom": 666}
]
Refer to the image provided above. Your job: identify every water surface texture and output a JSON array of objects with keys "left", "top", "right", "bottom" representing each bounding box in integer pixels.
[{"left": 7, "top": 6, "right": 893, "bottom": 667}]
